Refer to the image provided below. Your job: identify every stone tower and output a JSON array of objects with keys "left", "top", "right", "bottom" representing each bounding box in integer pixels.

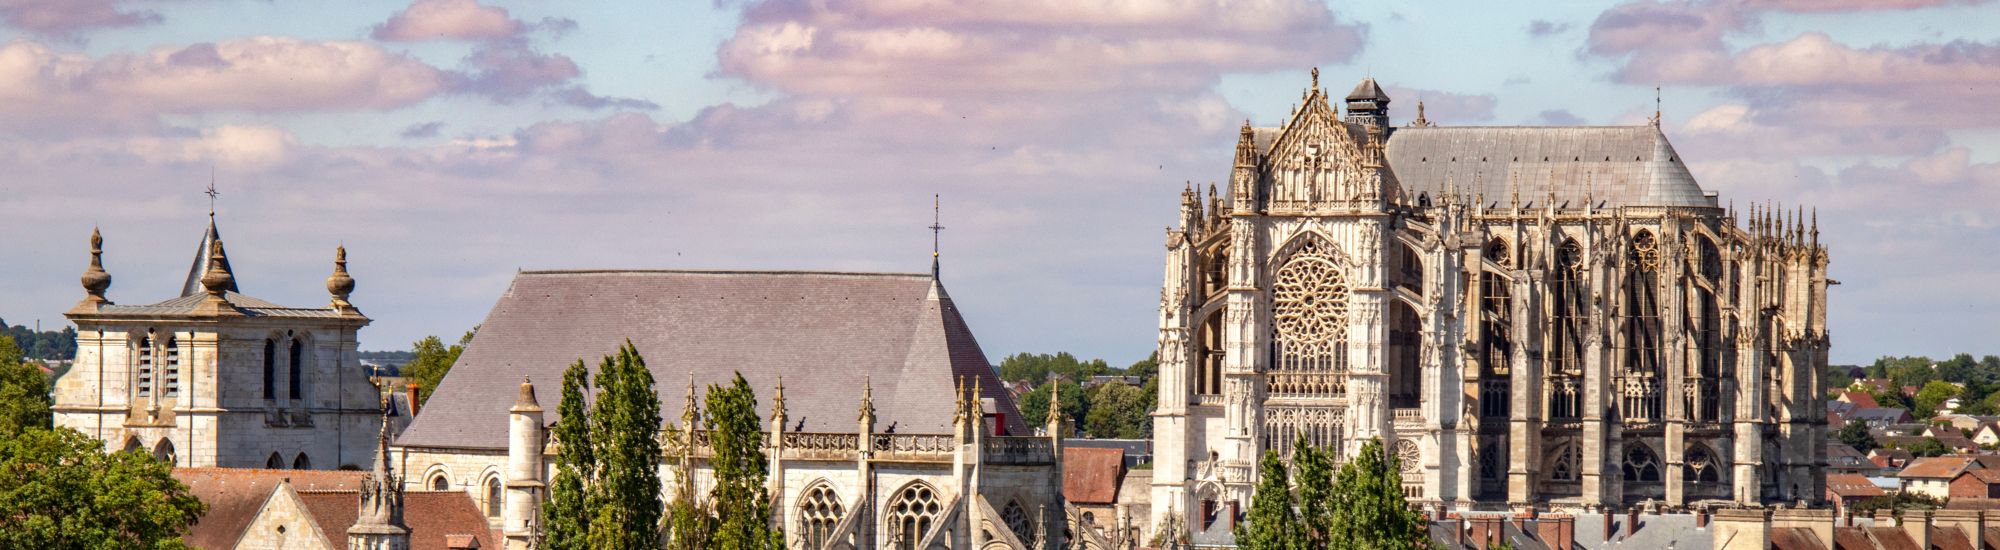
[
  {"left": 350, "top": 401, "right": 410, "bottom": 550},
  {"left": 56, "top": 220, "right": 380, "bottom": 468},
  {"left": 503, "top": 377, "right": 544, "bottom": 550}
]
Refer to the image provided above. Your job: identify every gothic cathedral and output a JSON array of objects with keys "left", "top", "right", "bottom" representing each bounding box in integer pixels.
[{"left": 1150, "top": 71, "right": 1829, "bottom": 543}]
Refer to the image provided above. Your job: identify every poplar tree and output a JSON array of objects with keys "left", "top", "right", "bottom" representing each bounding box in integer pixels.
[
  {"left": 705, "top": 373, "right": 782, "bottom": 549},
  {"left": 1327, "top": 438, "right": 1427, "bottom": 550},
  {"left": 541, "top": 359, "right": 594, "bottom": 550},
  {"left": 1294, "top": 435, "right": 1335, "bottom": 548},
  {"left": 1235, "top": 448, "right": 1307, "bottom": 550},
  {"left": 586, "top": 342, "right": 664, "bottom": 550}
]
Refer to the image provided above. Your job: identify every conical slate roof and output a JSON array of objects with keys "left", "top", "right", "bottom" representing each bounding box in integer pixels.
[
  {"left": 181, "top": 219, "right": 239, "bottom": 297},
  {"left": 396, "top": 270, "right": 1027, "bottom": 451}
]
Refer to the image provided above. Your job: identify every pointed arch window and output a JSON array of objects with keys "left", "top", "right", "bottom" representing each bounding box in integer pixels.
[
  {"left": 164, "top": 336, "right": 181, "bottom": 397},
  {"left": 1548, "top": 239, "right": 1586, "bottom": 421},
  {"left": 885, "top": 483, "right": 943, "bottom": 550},
  {"left": 797, "top": 482, "right": 845, "bottom": 549},
  {"left": 1623, "top": 444, "right": 1662, "bottom": 483},
  {"left": 1269, "top": 238, "right": 1350, "bottom": 396},
  {"left": 267, "top": 452, "right": 284, "bottom": 469},
  {"left": 136, "top": 336, "right": 154, "bottom": 398},
  {"left": 485, "top": 476, "right": 502, "bottom": 518},
  {"left": 430, "top": 474, "right": 450, "bottom": 491},
  {"left": 153, "top": 439, "right": 176, "bottom": 465},
  {"left": 262, "top": 339, "right": 277, "bottom": 400},
  {"left": 292, "top": 453, "right": 311, "bottom": 470},
  {"left": 1687, "top": 446, "right": 1721, "bottom": 483},
  {"left": 288, "top": 338, "right": 304, "bottom": 401},
  {"left": 1688, "top": 235, "right": 1724, "bottom": 422},
  {"left": 1480, "top": 239, "right": 1512, "bottom": 418},
  {"left": 1621, "top": 230, "right": 1664, "bottom": 423},
  {"left": 1002, "top": 500, "right": 1033, "bottom": 543}
]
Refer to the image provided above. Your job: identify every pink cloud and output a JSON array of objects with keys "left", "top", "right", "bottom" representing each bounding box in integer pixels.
[
  {"left": 719, "top": 0, "right": 1365, "bottom": 98},
  {"left": 1382, "top": 86, "right": 1496, "bottom": 123},
  {"left": 1673, "top": 103, "right": 1947, "bottom": 157},
  {"left": 1740, "top": 0, "right": 1989, "bottom": 11},
  {"left": 0, "top": 0, "right": 160, "bottom": 37},
  {"left": 372, "top": 0, "right": 520, "bottom": 42}
]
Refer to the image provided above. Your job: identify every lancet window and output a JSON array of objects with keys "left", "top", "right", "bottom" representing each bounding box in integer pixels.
[
  {"left": 288, "top": 338, "right": 304, "bottom": 401},
  {"left": 136, "top": 336, "right": 154, "bottom": 398},
  {"left": 163, "top": 336, "right": 180, "bottom": 397},
  {"left": 262, "top": 339, "right": 277, "bottom": 400},
  {"left": 885, "top": 483, "right": 944, "bottom": 550},
  {"left": 1686, "top": 446, "right": 1721, "bottom": 483},
  {"left": 1195, "top": 313, "right": 1223, "bottom": 396},
  {"left": 1547, "top": 238, "right": 1586, "bottom": 421},
  {"left": 1003, "top": 500, "right": 1034, "bottom": 543},
  {"left": 1621, "top": 231, "right": 1664, "bottom": 424},
  {"left": 1479, "top": 239, "right": 1512, "bottom": 418},
  {"left": 153, "top": 439, "right": 176, "bottom": 465},
  {"left": 1687, "top": 235, "right": 1723, "bottom": 422},
  {"left": 798, "top": 483, "right": 844, "bottom": 549},
  {"left": 1269, "top": 239, "right": 1350, "bottom": 396}
]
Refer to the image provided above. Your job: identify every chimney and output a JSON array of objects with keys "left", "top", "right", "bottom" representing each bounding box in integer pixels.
[
  {"left": 1626, "top": 507, "right": 1639, "bottom": 538},
  {"left": 1904, "top": 510, "right": 1933, "bottom": 550},
  {"left": 1453, "top": 515, "right": 1465, "bottom": 547},
  {"left": 407, "top": 383, "right": 421, "bottom": 415},
  {"left": 1697, "top": 509, "right": 1710, "bottom": 528},
  {"left": 1604, "top": 508, "right": 1615, "bottom": 542},
  {"left": 1536, "top": 514, "right": 1575, "bottom": 550}
]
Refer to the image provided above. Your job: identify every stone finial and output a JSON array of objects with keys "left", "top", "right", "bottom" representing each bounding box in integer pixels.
[
  {"left": 771, "top": 375, "right": 787, "bottom": 423},
  {"left": 681, "top": 374, "right": 700, "bottom": 427},
  {"left": 80, "top": 228, "right": 112, "bottom": 305},
  {"left": 858, "top": 375, "right": 875, "bottom": 425},
  {"left": 512, "top": 376, "right": 540, "bottom": 412},
  {"left": 1043, "top": 381, "right": 1063, "bottom": 429},
  {"left": 200, "top": 238, "right": 233, "bottom": 297},
  {"left": 326, "top": 245, "right": 356, "bottom": 311}
]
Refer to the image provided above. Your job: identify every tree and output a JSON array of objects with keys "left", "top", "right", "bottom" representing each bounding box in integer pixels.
[
  {"left": 1020, "top": 380, "right": 1086, "bottom": 434},
  {"left": 586, "top": 342, "right": 664, "bottom": 550},
  {"left": 1904, "top": 438, "right": 1950, "bottom": 458},
  {"left": 1125, "top": 352, "right": 1159, "bottom": 379},
  {"left": 0, "top": 427, "right": 206, "bottom": 548},
  {"left": 1235, "top": 449, "right": 1306, "bottom": 549},
  {"left": 1916, "top": 380, "right": 1963, "bottom": 416},
  {"left": 1083, "top": 380, "right": 1150, "bottom": 439},
  {"left": 1294, "top": 436, "right": 1334, "bottom": 548},
  {"left": 0, "top": 336, "right": 52, "bottom": 437},
  {"left": 704, "top": 373, "right": 781, "bottom": 549},
  {"left": 1838, "top": 420, "right": 1879, "bottom": 452},
  {"left": 542, "top": 360, "right": 594, "bottom": 550},
  {"left": 1327, "top": 439, "right": 1427, "bottom": 550},
  {"left": 401, "top": 328, "right": 476, "bottom": 406}
]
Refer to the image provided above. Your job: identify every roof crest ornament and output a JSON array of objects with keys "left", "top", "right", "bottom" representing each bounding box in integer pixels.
[
  {"left": 79, "top": 228, "right": 112, "bottom": 306},
  {"left": 858, "top": 375, "right": 876, "bottom": 426},
  {"left": 1650, "top": 86, "right": 1662, "bottom": 128},
  {"left": 929, "top": 194, "right": 944, "bottom": 279},
  {"left": 327, "top": 245, "right": 356, "bottom": 312}
]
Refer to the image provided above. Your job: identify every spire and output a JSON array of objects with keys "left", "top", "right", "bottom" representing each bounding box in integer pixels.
[
  {"left": 181, "top": 219, "right": 239, "bottom": 297},
  {"left": 771, "top": 375, "right": 787, "bottom": 426},
  {"left": 350, "top": 396, "right": 408, "bottom": 544},
  {"left": 79, "top": 228, "right": 112, "bottom": 306},
  {"left": 1043, "top": 381, "right": 1064, "bottom": 436},
  {"left": 929, "top": 194, "right": 944, "bottom": 279},
  {"left": 326, "top": 245, "right": 356, "bottom": 312},
  {"left": 1234, "top": 119, "right": 1257, "bottom": 168}
]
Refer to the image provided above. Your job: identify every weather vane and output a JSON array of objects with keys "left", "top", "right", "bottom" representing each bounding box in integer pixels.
[{"left": 205, "top": 169, "right": 220, "bottom": 217}]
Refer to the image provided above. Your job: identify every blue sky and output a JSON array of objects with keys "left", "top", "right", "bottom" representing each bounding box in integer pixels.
[{"left": 2, "top": 0, "right": 1996, "bottom": 367}]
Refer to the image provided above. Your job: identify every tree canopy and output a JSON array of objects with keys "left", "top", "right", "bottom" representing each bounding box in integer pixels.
[
  {"left": 1235, "top": 437, "right": 1427, "bottom": 550},
  {"left": 400, "top": 328, "right": 475, "bottom": 406},
  {"left": 0, "top": 427, "right": 206, "bottom": 549},
  {"left": 587, "top": 343, "right": 664, "bottom": 549},
  {"left": 0, "top": 318, "right": 76, "bottom": 361},
  {"left": 703, "top": 373, "right": 780, "bottom": 549},
  {"left": 1020, "top": 380, "right": 1086, "bottom": 435},
  {"left": 1838, "top": 420, "right": 1878, "bottom": 452},
  {"left": 542, "top": 360, "right": 594, "bottom": 550},
  {"left": 1083, "top": 380, "right": 1151, "bottom": 439},
  {"left": 0, "top": 335, "right": 53, "bottom": 437}
]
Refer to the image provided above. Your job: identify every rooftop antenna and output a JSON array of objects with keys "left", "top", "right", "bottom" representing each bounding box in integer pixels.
[{"left": 929, "top": 194, "right": 944, "bottom": 278}]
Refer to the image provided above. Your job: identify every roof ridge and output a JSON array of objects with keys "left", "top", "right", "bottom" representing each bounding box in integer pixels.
[{"left": 518, "top": 269, "right": 932, "bottom": 278}]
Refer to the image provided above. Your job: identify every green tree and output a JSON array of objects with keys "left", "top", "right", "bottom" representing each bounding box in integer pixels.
[
  {"left": 401, "top": 328, "right": 476, "bottom": 406},
  {"left": 1020, "top": 380, "right": 1086, "bottom": 434},
  {"left": 1904, "top": 438, "right": 1950, "bottom": 458},
  {"left": 1083, "top": 380, "right": 1150, "bottom": 439},
  {"left": 1838, "top": 420, "right": 1879, "bottom": 452},
  {"left": 1916, "top": 380, "right": 1963, "bottom": 416},
  {"left": 663, "top": 402, "right": 714, "bottom": 550},
  {"left": 704, "top": 373, "right": 781, "bottom": 549},
  {"left": 542, "top": 360, "right": 594, "bottom": 550},
  {"left": 1294, "top": 436, "right": 1335, "bottom": 548},
  {"left": 1235, "top": 449, "right": 1306, "bottom": 549},
  {"left": 1125, "top": 352, "right": 1159, "bottom": 379},
  {"left": 0, "top": 335, "right": 52, "bottom": 437},
  {"left": 1328, "top": 439, "right": 1427, "bottom": 550},
  {"left": 0, "top": 427, "right": 207, "bottom": 548},
  {"left": 586, "top": 343, "right": 664, "bottom": 550}
]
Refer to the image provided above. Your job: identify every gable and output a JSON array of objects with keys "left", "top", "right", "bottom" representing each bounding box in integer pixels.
[{"left": 233, "top": 483, "right": 339, "bottom": 550}]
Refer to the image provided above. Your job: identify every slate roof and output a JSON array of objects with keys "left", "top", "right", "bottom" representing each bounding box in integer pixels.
[
  {"left": 295, "top": 490, "right": 497, "bottom": 550},
  {"left": 1063, "top": 447, "right": 1126, "bottom": 505},
  {"left": 171, "top": 468, "right": 368, "bottom": 550},
  {"left": 397, "top": 270, "right": 1025, "bottom": 450},
  {"left": 1851, "top": 408, "right": 1915, "bottom": 424},
  {"left": 93, "top": 291, "right": 344, "bottom": 319},
  {"left": 1382, "top": 125, "right": 1713, "bottom": 208}
]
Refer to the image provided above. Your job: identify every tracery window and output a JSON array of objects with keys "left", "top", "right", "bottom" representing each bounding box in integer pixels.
[
  {"left": 1395, "top": 439, "right": 1421, "bottom": 474},
  {"left": 153, "top": 439, "right": 176, "bottom": 465},
  {"left": 1270, "top": 239, "right": 1350, "bottom": 396},
  {"left": 1195, "top": 313, "right": 1223, "bottom": 396},
  {"left": 1262, "top": 406, "right": 1343, "bottom": 459},
  {"left": 885, "top": 483, "right": 943, "bottom": 550},
  {"left": 797, "top": 482, "right": 844, "bottom": 549},
  {"left": 262, "top": 339, "right": 277, "bottom": 400},
  {"left": 1479, "top": 239, "right": 1513, "bottom": 418},
  {"left": 1548, "top": 239, "right": 1586, "bottom": 421},
  {"left": 1688, "top": 235, "right": 1723, "bottom": 422},
  {"left": 1621, "top": 231, "right": 1664, "bottom": 423},
  {"left": 1686, "top": 446, "right": 1721, "bottom": 483},
  {"left": 1548, "top": 443, "right": 1580, "bottom": 482},
  {"left": 1623, "top": 444, "right": 1662, "bottom": 483},
  {"left": 164, "top": 336, "right": 180, "bottom": 397},
  {"left": 137, "top": 336, "right": 154, "bottom": 398},
  {"left": 1002, "top": 500, "right": 1033, "bottom": 543}
]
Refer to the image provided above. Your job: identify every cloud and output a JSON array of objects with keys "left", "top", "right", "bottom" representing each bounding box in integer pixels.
[
  {"left": 1526, "top": 20, "right": 1571, "bottom": 37},
  {"left": 0, "top": 37, "right": 448, "bottom": 127},
  {"left": 718, "top": 0, "right": 1366, "bottom": 98},
  {"left": 372, "top": 0, "right": 520, "bottom": 42},
  {"left": 1536, "top": 109, "right": 1586, "bottom": 125},
  {"left": 0, "top": 0, "right": 161, "bottom": 37},
  {"left": 1740, "top": 0, "right": 1990, "bottom": 11},
  {"left": 401, "top": 121, "right": 446, "bottom": 139},
  {"left": 1384, "top": 86, "right": 1496, "bottom": 123},
  {"left": 1674, "top": 103, "right": 1947, "bottom": 157}
]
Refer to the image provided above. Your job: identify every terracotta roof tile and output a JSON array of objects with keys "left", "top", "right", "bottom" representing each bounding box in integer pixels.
[
  {"left": 1769, "top": 527, "right": 1824, "bottom": 550},
  {"left": 171, "top": 468, "right": 367, "bottom": 550},
  {"left": 1062, "top": 447, "right": 1125, "bottom": 504},
  {"left": 1935, "top": 525, "right": 1976, "bottom": 550},
  {"left": 1834, "top": 527, "right": 1875, "bottom": 550},
  {"left": 1841, "top": 391, "right": 1881, "bottom": 408},
  {"left": 295, "top": 490, "right": 497, "bottom": 550},
  {"left": 397, "top": 271, "right": 1026, "bottom": 450},
  {"left": 1827, "top": 473, "right": 1887, "bottom": 498},
  {"left": 1900, "top": 457, "right": 1976, "bottom": 479},
  {"left": 1868, "top": 526, "right": 1923, "bottom": 550}
]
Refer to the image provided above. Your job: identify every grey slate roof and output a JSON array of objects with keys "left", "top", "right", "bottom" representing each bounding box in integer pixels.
[
  {"left": 396, "top": 270, "right": 1027, "bottom": 451},
  {"left": 95, "top": 291, "right": 343, "bottom": 319},
  {"left": 1383, "top": 125, "right": 1713, "bottom": 208}
]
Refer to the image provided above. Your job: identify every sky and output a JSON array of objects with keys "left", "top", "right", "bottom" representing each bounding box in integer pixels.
[{"left": 1, "top": 0, "right": 1996, "bottom": 367}]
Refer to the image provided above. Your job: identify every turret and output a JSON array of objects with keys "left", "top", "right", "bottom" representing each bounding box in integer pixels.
[
  {"left": 1345, "top": 77, "right": 1391, "bottom": 127},
  {"left": 503, "top": 377, "right": 544, "bottom": 550},
  {"left": 1231, "top": 120, "right": 1258, "bottom": 213}
]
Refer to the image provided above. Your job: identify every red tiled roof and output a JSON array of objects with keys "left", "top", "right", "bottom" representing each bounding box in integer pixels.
[
  {"left": 171, "top": 468, "right": 367, "bottom": 550},
  {"left": 1962, "top": 468, "right": 2000, "bottom": 485},
  {"left": 296, "top": 490, "right": 498, "bottom": 550},
  {"left": 1934, "top": 525, "right": 1976, "bottom": 550},
  {"left": 1770, "top": 527, "right": 1824, "bottom": 550},
  {"left": 1868, "top": 526, "right": 1924, "bottom": 550},
  {"left": 1062, "top": 447, "right": 1125, "bottom": 505},
  {"left": 1841, "top": 391, "right": 1881, "bottom": 408},
  {"left": 1899, "top": 457, "right": 1976, "bottom": 479},
  {"left": 1834, "top": 527, "right": 1875, "bottom": 550},
  {"left": 1827, "top": 473, "right": 1886, "bottom": 498}
]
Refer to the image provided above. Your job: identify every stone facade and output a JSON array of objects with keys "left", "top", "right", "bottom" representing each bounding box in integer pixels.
[
  {"left": 56, "top": 220, "right": 381, "bottom": 469},
  {"left": 1150, "top": 71, "right": 1829, "bottom": 544}
]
